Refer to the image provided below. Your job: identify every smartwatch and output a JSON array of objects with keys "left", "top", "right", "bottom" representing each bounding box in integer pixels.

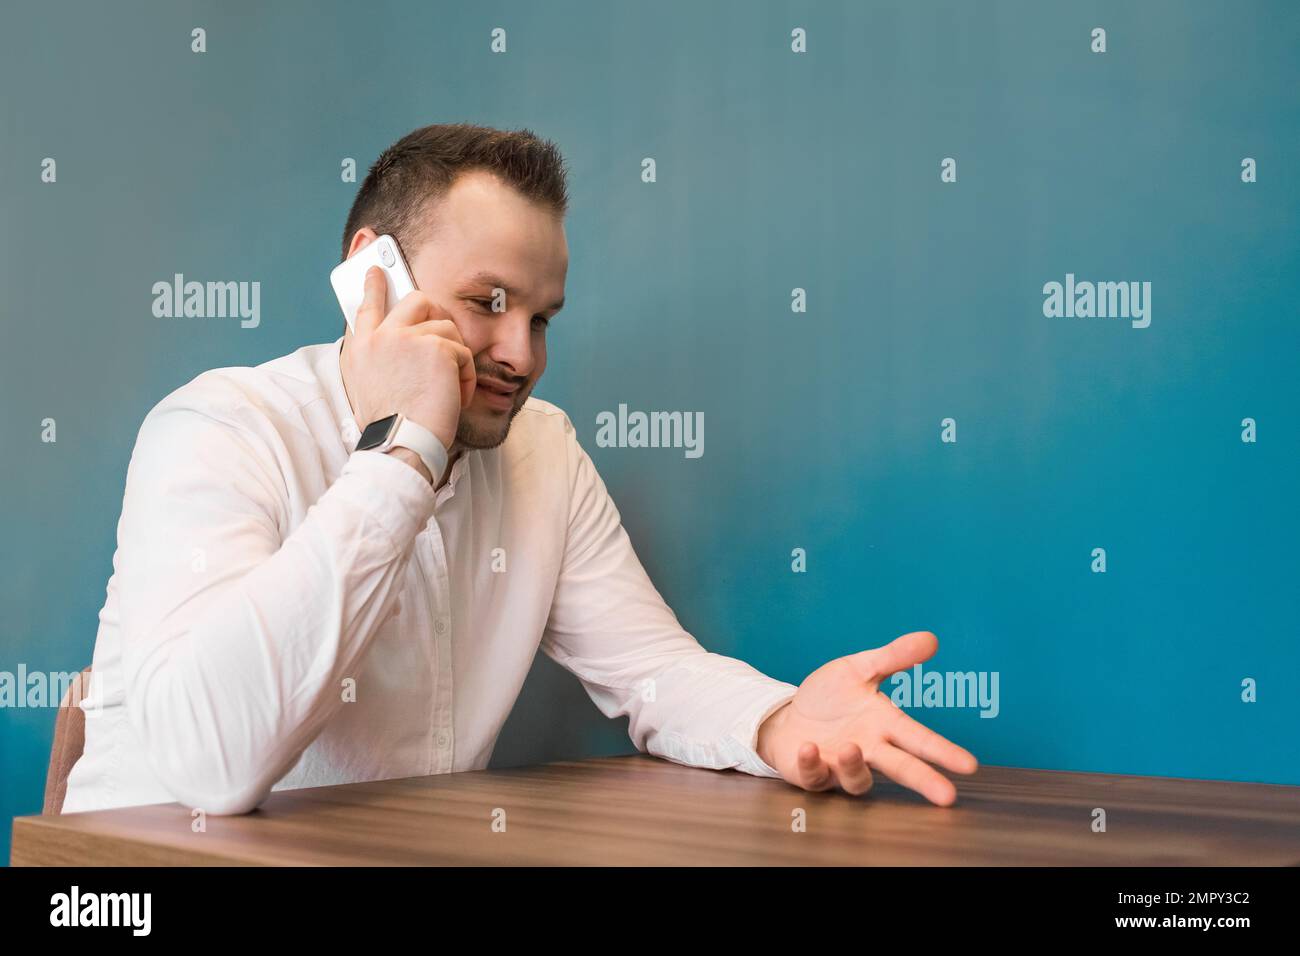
[{"left": 355, "top": 413, "right": 448, "bottom": 485}]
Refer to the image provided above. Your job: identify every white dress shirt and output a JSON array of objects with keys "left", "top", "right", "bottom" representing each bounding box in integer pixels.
[{"left": 62, "top": 338, "right": 798, "bottom": 814}]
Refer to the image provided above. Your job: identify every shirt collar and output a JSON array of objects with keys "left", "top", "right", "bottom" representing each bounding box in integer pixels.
[{"left": 323, "top": 336, "right": 361, "bottom": 445}]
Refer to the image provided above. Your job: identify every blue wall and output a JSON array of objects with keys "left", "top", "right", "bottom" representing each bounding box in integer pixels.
[{"left": 3, "top": 0, "right": 1297, "bottom": 864}]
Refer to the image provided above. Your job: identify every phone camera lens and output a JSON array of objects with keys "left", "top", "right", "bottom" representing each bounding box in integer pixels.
[{"left": 380, "top": 245, "right": 395, "bottom": 267}]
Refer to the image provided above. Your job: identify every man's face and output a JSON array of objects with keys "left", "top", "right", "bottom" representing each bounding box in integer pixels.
[{"left": 403, "top": 170, "right": 568, "bottom": 450}]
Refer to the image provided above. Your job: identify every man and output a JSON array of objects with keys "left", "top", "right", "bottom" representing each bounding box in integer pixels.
[{"left": 63, "top": 123, "right": 977, "bottom": 816}]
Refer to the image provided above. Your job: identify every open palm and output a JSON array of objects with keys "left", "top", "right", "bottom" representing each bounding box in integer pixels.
[{"left": 756, "top": 631, "right": 979, "bottom": 806}]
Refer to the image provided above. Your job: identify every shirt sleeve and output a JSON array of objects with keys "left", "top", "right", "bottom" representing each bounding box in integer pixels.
[
  {"left": 114, "top": 399, "right": 437, "bottom": 814},
  {"left": 539, "top": 414, "right": 798, "bottom": 779}
]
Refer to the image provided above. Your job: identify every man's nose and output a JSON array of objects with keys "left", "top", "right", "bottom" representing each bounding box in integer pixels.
[{"left": 485, "top": 312, "right": 536, "bottom": 380}]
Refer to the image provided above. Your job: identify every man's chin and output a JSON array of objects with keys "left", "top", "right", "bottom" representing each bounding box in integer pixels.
[{"left": 455, "top": 404, "right": 520, "bottom": 451}]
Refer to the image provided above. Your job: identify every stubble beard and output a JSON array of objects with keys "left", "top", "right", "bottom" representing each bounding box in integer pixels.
[{"left": 454, "top": 383, "right": 532, "bottom": 450}]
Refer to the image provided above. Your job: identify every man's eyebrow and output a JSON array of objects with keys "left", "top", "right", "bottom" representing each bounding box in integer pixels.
[{"left": 463, "top": 271, "right": 565, "bottom": 312}]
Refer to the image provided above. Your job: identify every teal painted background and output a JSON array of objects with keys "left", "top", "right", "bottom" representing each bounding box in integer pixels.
[{"left": 2, "top": 0, "right": 1297, "bottom": 864}]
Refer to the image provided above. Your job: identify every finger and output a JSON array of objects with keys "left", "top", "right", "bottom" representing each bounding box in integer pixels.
[
  {"left": 886, "top": 708, "right": 979, "bottom": 775},
  {"left": 354, "top": 266, "right": 388, "bottom": 335},
  {"left": 387, "top": 289, "right": 452, "bottom": 329},
  {"left": 795, "top": 742, "right": 834, "bottom": 791},
  {"left": 867, "top": 741, "right": 959, "bottom": 807},
  {"left": 846, "top": 631, "right": 939, "bottom": 683},
  {"left": 409, "top": 320, "right": 476, "bottom": 409},
  {"left": 830, "top": 742, "right": 874, "bottom": 796},
  {"left": 449, "top": 341, "right": 477, "bottom": 409},
  {"left": 407, "top": 317, "right": 468, "bottom": 348}
]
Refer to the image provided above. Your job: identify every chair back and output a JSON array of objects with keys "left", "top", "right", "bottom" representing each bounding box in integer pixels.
[{"left": 43, "top": 666, "right": 93, "bottom": 814}]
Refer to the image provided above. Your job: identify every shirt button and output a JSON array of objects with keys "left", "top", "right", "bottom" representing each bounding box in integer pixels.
[
  {"left": 437, "top": 733, "right": 449, "bottom": 748},
  {"left": 435, "top": 619, "right": 447, "bottom": 634}
]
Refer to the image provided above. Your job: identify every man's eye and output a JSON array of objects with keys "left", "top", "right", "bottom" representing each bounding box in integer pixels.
[{"left": 466, "top": 298, "right": 549, "bottom": 328}]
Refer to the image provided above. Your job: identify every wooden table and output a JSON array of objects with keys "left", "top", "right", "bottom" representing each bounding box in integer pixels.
[{"left": 12, "top": 755, "right": 1300, "bottom": 865}]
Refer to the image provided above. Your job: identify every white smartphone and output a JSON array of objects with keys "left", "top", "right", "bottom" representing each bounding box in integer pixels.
[{"left": 330, "top": 234, "right": 418, "bottom": 333}]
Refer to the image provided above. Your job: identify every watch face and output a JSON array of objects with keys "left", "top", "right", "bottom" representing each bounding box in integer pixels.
[{"left": 356, "top": 413, "right": 400, "bottom": 451}]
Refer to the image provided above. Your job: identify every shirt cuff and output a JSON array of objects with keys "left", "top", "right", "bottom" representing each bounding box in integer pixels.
[
  {"left": 335, "top": 449, "right": 438, "bottom": 548},
  {"left": 722, "top": 683, "right": 799, "bottom": 779}
]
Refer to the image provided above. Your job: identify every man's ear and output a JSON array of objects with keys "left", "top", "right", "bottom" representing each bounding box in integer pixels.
[
  {"left": 345, "top": 227, "right": 380, "bottom": 260},
  {"left": 339, "top": 228, "right": 380, "bottom": 339}
]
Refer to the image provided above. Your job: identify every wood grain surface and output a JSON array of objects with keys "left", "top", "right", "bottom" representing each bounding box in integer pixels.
[{"left": 12, "top": 755, "right": 1300, "bottom": 866}]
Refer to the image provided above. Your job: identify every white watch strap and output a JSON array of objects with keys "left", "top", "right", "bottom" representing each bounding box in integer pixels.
[{"left": 387, "top": 417, "right": 448, "bottom": 484}]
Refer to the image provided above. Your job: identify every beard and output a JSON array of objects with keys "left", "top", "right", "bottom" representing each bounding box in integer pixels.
[{"left": 454, "top": 380, "right": 532, "bottom": 450}]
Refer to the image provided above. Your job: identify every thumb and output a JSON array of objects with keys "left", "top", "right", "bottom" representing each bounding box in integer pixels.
[{"left": 846, "top": 631, "right": 938, "bottom": 683}]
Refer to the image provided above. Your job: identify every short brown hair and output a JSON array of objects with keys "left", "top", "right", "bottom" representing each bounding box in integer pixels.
[{"left": 340, "top": 123, "right": 569, "bottom": 262}]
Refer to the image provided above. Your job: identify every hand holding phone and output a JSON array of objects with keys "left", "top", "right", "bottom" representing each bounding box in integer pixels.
[
  {"left": 331, "top": 234, "right": 417, "bottom": 334},
  {"left": 335, "top": 238, "right": 477, "bottom": 453}
]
